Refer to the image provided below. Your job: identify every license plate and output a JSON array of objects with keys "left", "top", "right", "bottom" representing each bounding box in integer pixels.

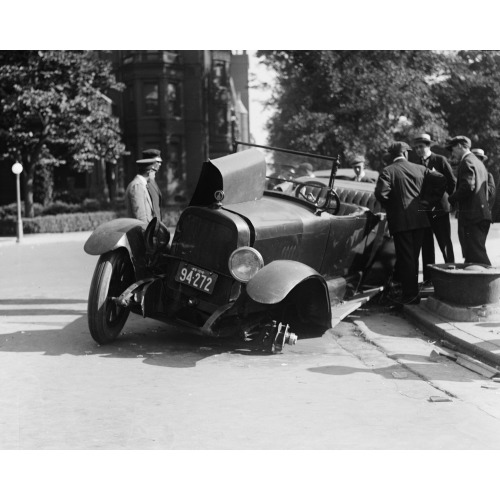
[{"left": 175, "top": 263, "right": 218, "bottom": 294}]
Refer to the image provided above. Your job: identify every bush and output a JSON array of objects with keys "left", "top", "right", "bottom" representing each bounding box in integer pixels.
[
  {"left": 0, "top": 202, "right": 44, "bottom": 218},
  {"left": 0, "top": 211, "right": 118, "bottom": 235},
  {"left": 81, "top": 198, "right": 104, "bottom": 212},
  {"left": 41, "top": 201, "right": 81, "bottom": 215},
  {"left": 53, "top": 190, "right": 86, "bottom": 205}
]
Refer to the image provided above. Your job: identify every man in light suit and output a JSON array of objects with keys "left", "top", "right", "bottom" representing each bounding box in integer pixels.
[
  {"left": 375, "top": 142, "right": 444, "bottom": 306},
  {"left": 448, "top": 136, "right": 494, "bottom": 265},
  {"left": 141, "top": 149, "right": 163, "bottom": 221},
  {"left": 125, "top": 154, "right": 158, "bottom": 223}
]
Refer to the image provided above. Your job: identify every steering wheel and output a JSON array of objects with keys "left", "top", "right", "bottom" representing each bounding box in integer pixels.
[{"left": 295, "top": 180, "right": 341, "bottom": 215}]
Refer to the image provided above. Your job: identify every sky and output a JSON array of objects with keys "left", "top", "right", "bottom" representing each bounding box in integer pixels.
[{"left": 247, "top": 51, "right": 276, "bottom": 145}]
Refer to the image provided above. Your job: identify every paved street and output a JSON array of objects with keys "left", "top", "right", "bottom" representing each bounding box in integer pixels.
[{"left": 1, "top": 224, "right": 500, "bottom": 450}]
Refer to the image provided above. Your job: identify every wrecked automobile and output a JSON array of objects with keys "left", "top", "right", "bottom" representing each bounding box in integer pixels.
[{"left": 84, "top": 143, "right": 393, "bottom": 352}]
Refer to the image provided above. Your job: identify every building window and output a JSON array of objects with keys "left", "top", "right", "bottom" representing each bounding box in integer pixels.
[
  {"left": 167, "top": 82, "right": 182, "bottom": 118},
  {"left": 122, "top": 51, "right": 136, "bottom": 64},
  {"left": 212, "top": 60, "right": 227, "bottom": 87},
  {"left": 143, "top": 83, "right": 159, "bottom": 116},
  {"left": 144, "top": 51, "right": 161, "bottom": 62}
]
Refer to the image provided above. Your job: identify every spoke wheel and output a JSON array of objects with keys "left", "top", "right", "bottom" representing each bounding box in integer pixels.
[{"left": 88, "top": 250, "right": 135, "bottom": 344}]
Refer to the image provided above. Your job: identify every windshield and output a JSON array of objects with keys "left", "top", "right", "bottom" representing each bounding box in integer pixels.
[{"left": 233, "top": 142, "right": 337, "bottom": 193}]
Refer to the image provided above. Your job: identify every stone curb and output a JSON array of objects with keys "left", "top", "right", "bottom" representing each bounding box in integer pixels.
[{"left": 403, "top": 303, "right": 500, "bottom": 370}]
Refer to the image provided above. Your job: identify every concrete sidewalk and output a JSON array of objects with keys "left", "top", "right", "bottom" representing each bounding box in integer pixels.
[{"left": 404, "top": 299, "right": 500, "bottom": 371}]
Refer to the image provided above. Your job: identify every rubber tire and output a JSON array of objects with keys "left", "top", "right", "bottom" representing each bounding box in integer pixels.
[{"left": 88, "top": 250, "right": 134, "bottom": 344}]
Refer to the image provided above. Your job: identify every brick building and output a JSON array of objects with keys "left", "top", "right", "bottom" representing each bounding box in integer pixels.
[{"left": 0, "top": 50, "right": 250, "bottom": 207}]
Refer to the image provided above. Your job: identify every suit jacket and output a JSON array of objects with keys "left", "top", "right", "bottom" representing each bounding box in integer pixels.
[
  {"left": 125, "top": 175, "right": 154, "bottom": 223},
  {"left": 147, "top": 178, "right": 163, "bottom": 221},
  {"left": 375, "top": 158, "right": 431, "bottom": 234},
  {"left": 448, "top": 152, "right": 492, "bottom": 225},
  {"left": 420, "top": 153, "right": 456, "bottom": 215}
]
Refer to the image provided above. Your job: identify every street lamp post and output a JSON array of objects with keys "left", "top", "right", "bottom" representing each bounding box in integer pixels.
[{"left": 11, "top": 162, "right": 23, "bottom": 243}]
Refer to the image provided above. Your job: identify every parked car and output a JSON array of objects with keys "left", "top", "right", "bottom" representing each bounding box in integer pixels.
[{"left": 84, "top": 143, "right": 394, "bottom": 352}]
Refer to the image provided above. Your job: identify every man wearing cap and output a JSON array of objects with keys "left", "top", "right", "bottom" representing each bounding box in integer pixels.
[
  {"left": 142, "top": 149, "right": 163, "bottom": 221},
  {"left": 125, "top": 150, "right": 162, "bottom": 223},
  {"left": 412, "top": 133, "right": 456, "bottom": 283},
  {"left": 448, "top": 136, "right": 493, "bottom": 265},
  {"left": 375, "top": 142, "right": 437, "bottom": 306},
  {"left": 349, "top": 155, "right": 375, "bottom": 183}
]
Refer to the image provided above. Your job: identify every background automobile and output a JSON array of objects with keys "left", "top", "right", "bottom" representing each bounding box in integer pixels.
[{"left": 84, "top": 143, "right": 394, "bottom": 352}]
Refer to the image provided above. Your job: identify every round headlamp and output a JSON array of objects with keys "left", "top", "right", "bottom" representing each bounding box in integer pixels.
[{"left": 228, "top": 247, "right": 264, "bottom": 283}]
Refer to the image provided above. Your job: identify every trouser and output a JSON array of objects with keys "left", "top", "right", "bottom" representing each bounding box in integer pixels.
[
  {"left": 457, "top": 220, "right": 491, "bottom": 265},
  {"left": 393, "top": 228, "right": 425, "bottom": 302},
  {"left": 422, "top": 213, "right": 455, "bottom": 281}
]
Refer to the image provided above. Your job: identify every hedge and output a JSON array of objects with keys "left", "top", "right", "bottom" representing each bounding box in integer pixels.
[
  {"left": 0, "top": 211, "right": 118, "bottom": 235},
  {"left": 0, "top": 205, "right": 183, "bottom": 236}
]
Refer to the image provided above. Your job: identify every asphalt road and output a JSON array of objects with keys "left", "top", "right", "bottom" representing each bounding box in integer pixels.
[{"left": 1, "top": 227, "right": 500, "bottom": 450}]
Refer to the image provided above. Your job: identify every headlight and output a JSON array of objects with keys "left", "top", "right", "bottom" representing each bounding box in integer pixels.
[{"left": 228, "top": 247, "right": 264, "bottom": 282}]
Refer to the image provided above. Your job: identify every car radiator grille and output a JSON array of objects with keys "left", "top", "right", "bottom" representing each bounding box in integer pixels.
[{"left": 171, "top": 212, "right": 236, "bottom": 275}]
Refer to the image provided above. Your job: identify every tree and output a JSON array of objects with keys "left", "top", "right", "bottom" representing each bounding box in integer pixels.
[
  {"left": 0, "top": 50, "right": 126, "bottom": 216},
  {"left": 435, "top": 50, "right": 500, "bottom": 165},
  {"left": 257, "top": 50, "right": 449, "bottom": 168}
]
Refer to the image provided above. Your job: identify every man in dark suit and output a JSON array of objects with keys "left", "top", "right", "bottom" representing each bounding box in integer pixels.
[
  {"left": 448, "top": 136, "right": 494, "bottom": 265},
  {"left": 412, "top": 133, "right": 456, "bottom": 283},
  {"left": 472, "top": 148, "right": 500, "bottom": 222},
  {"left": 141, "top": 149, "right": 163, "bottom": 221},
  {"left": 375, "top": 142, "right": 441, "bottom": 306}
]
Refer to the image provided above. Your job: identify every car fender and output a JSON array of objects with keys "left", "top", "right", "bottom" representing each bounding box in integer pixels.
[
  {"left": 246, "top": 260, "right": 332, "bottom": 328},
  {"left": 84, "top": 218, "right": 148, "bottom": 275},
  {"left": 246, "top": 260, "right": 326, "bottom": 304}
]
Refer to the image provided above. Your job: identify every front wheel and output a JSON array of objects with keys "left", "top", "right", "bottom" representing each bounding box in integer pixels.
[{"left": 88, "top": 250, "right": 135, "bottom": 344}]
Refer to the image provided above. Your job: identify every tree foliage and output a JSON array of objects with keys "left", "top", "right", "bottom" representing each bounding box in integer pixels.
[
  {"left": 435, "top": 50, "right": 500, "bottom": 170},
  {"left": 257, "top": 50, "right": 452, "bottom": 167},
  {"left": 0, "top": 50, "right": 126, "bottom": 216}
]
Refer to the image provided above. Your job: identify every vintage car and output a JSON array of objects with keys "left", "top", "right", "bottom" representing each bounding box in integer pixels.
[{"left": 84, "top": 143, "right": 394, "bottom": 352}]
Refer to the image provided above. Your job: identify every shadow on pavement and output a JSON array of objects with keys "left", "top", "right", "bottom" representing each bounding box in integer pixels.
[
  {"left": 473, "top": 322, "right": 500, "bottom": 328},
  {"left": 308, "top": 359, "right": 485, "bottom": 383},
  {"left": 0, "top": 308, "right": 295, "bottom": 368}
]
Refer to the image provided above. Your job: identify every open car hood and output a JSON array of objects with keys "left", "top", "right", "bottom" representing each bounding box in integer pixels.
[{"left": 189, "top": 148, "right": 266, "bottom": 206}]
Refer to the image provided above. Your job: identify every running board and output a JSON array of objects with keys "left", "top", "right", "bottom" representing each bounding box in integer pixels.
[{"left": 331, "top": 286, "right": 383, "bottom": 327}]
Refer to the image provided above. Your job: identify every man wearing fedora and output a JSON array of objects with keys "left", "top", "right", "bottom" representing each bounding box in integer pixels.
[
  {"left": 125, "top": 150, "right": 162, "bottom": 223},
  {"left": 412, "top": 133, "right": 456, "bottom": 283},
  {"left": 448, "top": 136, "right": 493, "bottom": 265},
  {"left": 472, "top": 148, "right": 500, "bottom": 222},
  {"left": 375, "top": 142, "right": 434, "bottom": 306}
]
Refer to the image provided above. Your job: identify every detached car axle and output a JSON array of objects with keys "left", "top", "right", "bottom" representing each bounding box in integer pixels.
[{"left": 243, "top": 320, "right": 298, "bottom": 354}]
